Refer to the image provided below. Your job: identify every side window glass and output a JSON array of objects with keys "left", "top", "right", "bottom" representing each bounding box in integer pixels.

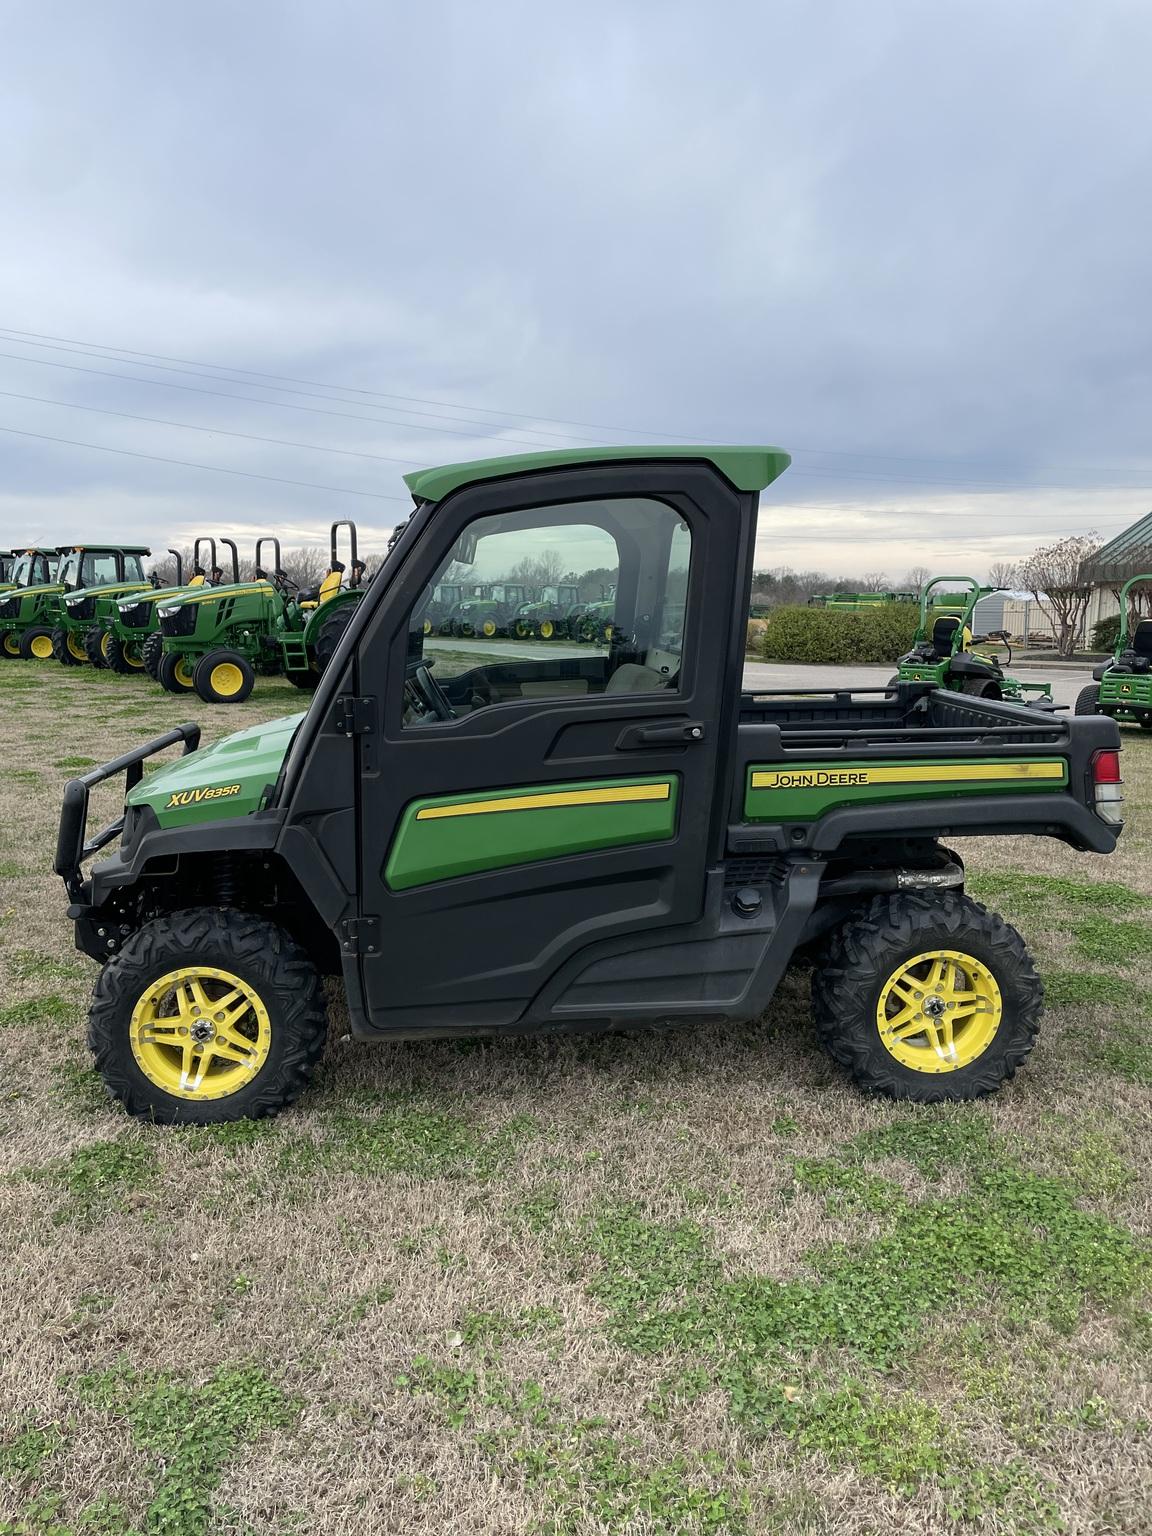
[
  {"left": 402, "top": 498, "right": 691, "bottom": 728},
  {"left": 123, "top": 555, "right": 145, "bottom": 582},
  {"left": 83, "top": 555, "right": 120, "bottom": 585}
]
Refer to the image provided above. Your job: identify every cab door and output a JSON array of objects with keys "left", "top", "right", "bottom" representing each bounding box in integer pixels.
[{"left": 352, "top": 462, "right": 751, "bottom": 1034}]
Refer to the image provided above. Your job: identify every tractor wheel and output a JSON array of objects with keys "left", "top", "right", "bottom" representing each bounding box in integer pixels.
[
  {"left": 105, "top": 633, "right": 146, "bottom": 674},
  {"left": 481, "top": 619, "right": 498, "bottom": 639},
  {"left": 811, "top": 892, "right": 1042, "bottom": 1102},
  {"left": 83, "top": 625, "right": 109, "bottom": 669},
  {"left": 158, "top": 651, "right": 197, "bottom": 694},
  {"left": 314, "top": 605, "right": 354, "bottom": 673},
  {"left": 958, "top": 678, "right": 1000, "bottom": 699},
  {"left": 87, "top": 907, "right": 327, "bottom": 1125},
  {"left": 515, "top": 620, "right": 530, "bottom": 639},
  {"left": 19, "top": 627, "right": 56, "bottom": 661},
  {"left": 423, "top": 619, "right": 433, "bottom": 636},
  {"left": 539, "top": 618, "right": 555, "bottom": 640},
  {"left": 0, "top": 632, "right": 21, "bottom": 659},
  {"left": 194, "top": 650, "right": 255, "bottom": 704},
  {"left": 1075, "top": 684, "right": 1101, "bottom": 715},
  {"left": 142, "top": 631, "right": 165, "bottom": 680},
  {"left": 52, "top": 625, "right": 87, "bottom": 666}
]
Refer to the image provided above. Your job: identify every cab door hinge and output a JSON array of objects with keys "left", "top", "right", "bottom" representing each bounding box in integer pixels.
[
  {"left": 334, "top": 694, "right": 375, "bottom": 737},
  {"left": 340, "top": 916, "right": 380, "bottom": 955}
]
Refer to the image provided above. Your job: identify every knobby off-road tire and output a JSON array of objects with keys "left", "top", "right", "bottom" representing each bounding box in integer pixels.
[
  {"left": 105, "top": 632, "right": 146, "bottom": 674},
  {"left": 142, "top": 630, "right": 165, "bottom": 680},
  {"left": 51, "top": 624, "right": 87, "bottom": 666},
  {"left": 88, "top": 908, "right": 328, "bottom": 1125},
  {"left": 1075, "top": 684, "right": 1102, "bottom": 715},
  {"left": 314, "top": 605, "right": 354, "bottom": 674},
  {"left": 83, "top": 624, "right": 109, "bottom": 669},
  {"left": 811, "top": 892, "right": 1043, "bottom": 1102}
]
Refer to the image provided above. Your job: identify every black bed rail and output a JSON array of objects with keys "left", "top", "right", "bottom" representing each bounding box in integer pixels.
[{"left": 55, "top": 723, "right": 201, "bottom": 902}]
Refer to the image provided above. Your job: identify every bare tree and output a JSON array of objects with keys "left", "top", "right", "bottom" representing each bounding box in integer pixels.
[
  {"left": 1018, "top": 534, "right": 1100, "bottom": 657},
  {"left": 506, "top": 548, "right": 565, "bottom": 588},
  {"left": 280, "top": 546, "right": 328, "bottom": 588},
  {"left": 902, "top": 565, "right": 932, "bottom": 593},
  {"left": 858, "top": 570, "right": 889, "bottom": 592},
  {"left": 987, "top": 560, "right": 1019, "bottom": 590}
]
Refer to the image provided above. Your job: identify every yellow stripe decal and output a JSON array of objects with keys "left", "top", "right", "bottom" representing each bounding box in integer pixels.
[
  {"left": 750, "top": 762, "right": 1065, "bottom": 790},
  {"left": 415, "top": 783, "right": 672, "bottom": 821},
  {"left": 179, "top": 584, "right": 273, "bottom": 604}
]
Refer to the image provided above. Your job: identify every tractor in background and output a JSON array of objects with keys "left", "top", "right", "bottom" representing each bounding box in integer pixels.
[
  {"left": 513, "top": 584, "right": 580, "bottom": 639},
  {"left": 1076, "top": 573, "right": 1152, "bottom": 730},
  {"left": 891, "top": 575, "right": 1053, "bottom": 706},
  {"left": 101, "top": 538, "right": 220, "bottom": 676},
  {"left": 0, "top": 546, "right": 150, "bottom": 662},
  {"left": 0, "top": 547, "right": 58, "bottom": 597}
]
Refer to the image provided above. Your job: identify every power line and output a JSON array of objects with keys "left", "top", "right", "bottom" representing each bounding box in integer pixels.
[
  {"left": 0, "top": 387, "right": 421, "bottom": 467},
  {"left": 0, "top": 423, "right": 409, "bottom": 501}
]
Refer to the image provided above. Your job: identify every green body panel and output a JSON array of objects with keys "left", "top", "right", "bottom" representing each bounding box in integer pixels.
[
  {"left": 0, "top": 581, "right": 66, "bottom": 636},
  {"left": 1099, "top": 673, "right": 1152, "bottom": 710},
  {"left": 126, "top": 713, "right": 305, "bottom": 827},
  {"left": 744, "top": 758, "right": 1069, "bottom": 822},
  {"left": 59, "top": 580, "right": 154, "bottom": 633},
  {"left": 403, "top": 445, "right": 791, "bottom": 503},
  {"left": 385, "top": 776, "right": 680, "bottom": 892}
]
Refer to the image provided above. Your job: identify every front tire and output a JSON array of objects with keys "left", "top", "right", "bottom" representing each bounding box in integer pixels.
[
  {"left": 142, "top": 631, "right": 165, "bottom": 680},
  {"left": 105, "top": 633, "right": 146, "bottom": 674},
  {"left": 194, "top": 649, "right": 255, "bottom": 704},
  {"left": 52, "top": 625, "right": 88, "bottom": 666},
  {"left": 19, "top": 627, "right": 56, "bottom": 661},
  {"left": 811, "top": 892, "right": 1042, "bottom": 1102},
  {"left": 83, "top": 625, "right": 109, "bottom": 669},
  {"left": 88, "top": 908, "right": 327, "bottom": 1124},
  {"left": 158, "top": 651, "right": 197, "bottom": 694},
  {"left": 1075, "top": 684, "right": 1102, "bottom": 715}
]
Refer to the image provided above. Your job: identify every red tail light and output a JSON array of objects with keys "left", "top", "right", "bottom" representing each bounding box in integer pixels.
[{"left": 1092, "top": 749, "right": 1121, "bottom": 784}]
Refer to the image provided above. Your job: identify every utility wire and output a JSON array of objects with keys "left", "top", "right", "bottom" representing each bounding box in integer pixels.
[
  {"left": 0, "top": 387, "right": 421, "bottom": 467},
  {"left": 0, "top": 424, "right": 409, "bottom": 501}
]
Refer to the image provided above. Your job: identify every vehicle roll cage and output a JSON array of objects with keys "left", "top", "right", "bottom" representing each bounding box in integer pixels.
[{"left": 1116, "top": 573, "right": 1152, "bottom": 651}]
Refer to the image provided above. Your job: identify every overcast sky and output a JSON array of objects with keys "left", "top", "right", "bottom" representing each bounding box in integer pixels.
[{"left": 1, "top": 0, "right": 1150, "bottom": 580}]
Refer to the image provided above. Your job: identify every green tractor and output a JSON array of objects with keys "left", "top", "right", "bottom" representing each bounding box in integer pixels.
[
  {"left": 52, "top": 546, "right": 162, "bottom": 669},
  {"left": 155, "top": 523, "right": 366, "bottom": 703},
  {"left": 448, "top": 583, "right": 528, "bottom": 638},
  {"left": 99, "top": 539, "right": 221, "bottom": 677},
  {"left": 1075, "top": 573, "right": 1152, "bottom": 730},
  {"left": 892, "top": 576, "right": 1053, "bottom": 706},
  {"left": 0, "top": 545, "right": 149, "bottom": 662},
  {"left": 577, "top": 587, "right": 617, "bottom": 643},
  {"left": 0, "top": 547, "right": 58, "bottom": 599},
  {"left": 422, "top": 582, "right": 463, "bottom": 636},
  {"left": 513, "top": 584, "right": 579, "bottom": 639}
]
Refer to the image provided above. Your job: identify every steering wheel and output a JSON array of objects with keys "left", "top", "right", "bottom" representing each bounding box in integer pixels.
[{"left": 407, "top": 657, "right": 455, "bottom": 721}]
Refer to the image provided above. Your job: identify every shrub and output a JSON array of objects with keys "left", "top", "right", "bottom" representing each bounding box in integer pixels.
[
  {"left": 760, "top": 605, "right": 920, "bottom": 665},
  {"left": 1091, "top": 612, "right": 1121, "bottom": 653}
]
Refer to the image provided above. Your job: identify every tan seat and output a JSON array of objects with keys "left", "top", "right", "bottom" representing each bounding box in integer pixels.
[{"left": 605, "top": 663, "right": 672, "bottom": 694}]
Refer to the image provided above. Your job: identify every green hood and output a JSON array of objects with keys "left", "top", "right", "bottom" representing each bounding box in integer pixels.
[{"left": 127, "top": 713, "right": 306, "bottom": 828}]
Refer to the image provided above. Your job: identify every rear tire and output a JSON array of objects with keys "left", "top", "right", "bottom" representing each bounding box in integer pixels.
[
  {"left": 1075, "top": 684, "right": 1101, "bottom": 715},
  {"left": 194, "top": 649, "right": 255, "bottom": 704},
  {"left": 811, "top": 892, "right": 1042, "bottom": 1102},
  {"left": 105, "top": 633, "right": 146, "bottom": 674},
  {"left": 52, "top": 625, "right": 87, "bottom": 666},
  {"left": 142, "top": 631, "right": 165, "bottom": 680},
  {"left": 87, "top": 908, "right": 327, "bottom": 1125},
  {"left": 158, "top": 651, "right": 197, "bottom": 694},
  {"left": 958, "top": 677, "right": 1000, "bottom": 699},
  {"left": 19, "top": 627, "right": 56, "bottom": 661},
  {"left": 286, "top": 667, "right": 319, "bottom": 690},
  {"left": 83, "top": 625, "right": 109, "bottom": 669},
  {"left": 314, "top": 605, "right": 354, "bottom": 673}
]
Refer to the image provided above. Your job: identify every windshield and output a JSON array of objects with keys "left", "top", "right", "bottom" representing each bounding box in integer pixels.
[
  {"left": 8, "top": 552, "right": 58, "bottom": 586},
  {"left": 57, "top": 551, "right": 83, "bottom": 588}
]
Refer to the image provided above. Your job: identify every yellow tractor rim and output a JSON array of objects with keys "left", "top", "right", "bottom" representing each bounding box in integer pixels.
[
  {"left": 2, "top": 633, "right": 19, "bottom": 656},
  {"left": 174, "top": 656, "right": 196, "bottom": 687},
  {"left": 540, "top": 619, "right": 554, "bottom": 639},
  {"left": 130, "top": 966, "right": 272, "bottom": 1101},
  {"left": 210, "top": 662, "right": 245, "bottom": 698},
  {"left": 100, "top": 631, "right": 111, "bottom": 658},
  {"left": 67, "top": 632, "right": 87, "bottom": 659},
  {"left": 876, "top": 949, "right": 1002, "bottom": 1072},
  {"left": 124, "top": 643, "right": 144, "bottom": 668},
  {"left": 482, "top": 619, "right": 497, "bottom": 637},
  {"left": 30, "top": 634, "right": 53, "bottom": 659},
  {"left": 423, "top": 619, "right": 432, "bottom": 635}
]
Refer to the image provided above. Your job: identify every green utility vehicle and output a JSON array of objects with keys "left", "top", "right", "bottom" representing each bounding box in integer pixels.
[
  {"left": 102, "top": 540, "right": 220, "bottom": 677},
  {"left": 57, "top": 445, "right": 1125, "bottom": 1125},
  {"left": 155, "top": 524, "right": 365, "bottom": 703},
  {"left": 513, "top": 584, "right": 580, "bottom": 639},
  {"left": 1075, "top": 573, "right": 1152, "bottom": 729},
  {"left": 0, "top": 547, "right": 58, "bottom": 604},
  {"left": 892, "top": 576, "right": 1053, "bottom": 705},
  {"left": 0, "top": 545, "right": 149, "bottom": 662}
]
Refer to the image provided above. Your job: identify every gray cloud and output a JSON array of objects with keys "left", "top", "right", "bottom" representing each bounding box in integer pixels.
[{"left": 1, "top": 0, "right": 1150, "bottom": 576}]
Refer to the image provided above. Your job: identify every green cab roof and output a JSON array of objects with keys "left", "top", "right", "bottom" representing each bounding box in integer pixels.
[{"left": 403, "top": 445, "right": 791, "bottom": 504}]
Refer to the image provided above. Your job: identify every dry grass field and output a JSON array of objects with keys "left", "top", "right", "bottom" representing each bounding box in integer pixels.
[{"left": 1, "top": 660, "right": 1150, "bottom": 1536}]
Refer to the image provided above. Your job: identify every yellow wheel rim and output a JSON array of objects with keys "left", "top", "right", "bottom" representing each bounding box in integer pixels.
[
  {"left": 876, "top": 950, "right": 1002, "bottom": 1072},
  {"left": 603, "top": 624, "right": 613, "bottom": 641},
  {"left": 540, "top": 619, "right": 554, "bottom": 639},
  {"left": 67, "top": 632, "right": 87, "bottom": 659},
  {"left": 516, "top": 622, "right": 528, "bottom": 638},
  {"left": 2, "top": 633, "right": 19, "bottom": 656},
  {"left": 423, "top": 619, "right": 432, "bottom": 635},
  {"left": 175, "top": 657, "right": 196, "bottom": 688},
  {"left": 30, "top": 634, "right": 53, "bottom": 658},
  {"left": 482, "top": 619, "right": 497, "bottom": 637},
  {"left": 130, "top": 967, "right": 272, "bottom": 1101},
  {"left": 124, "top": 643, "right": 144, "bottom": 668},
  {"left": 100, "top": 631, "right": 111, "bottom": 658},
  {"left": 211, "top": 662, "right": 245, "bottom": 698}
]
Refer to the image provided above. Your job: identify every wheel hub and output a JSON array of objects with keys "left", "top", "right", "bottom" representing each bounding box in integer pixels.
[{"left": 189, "top": 1019, "right": 216, "bottom": 1045}]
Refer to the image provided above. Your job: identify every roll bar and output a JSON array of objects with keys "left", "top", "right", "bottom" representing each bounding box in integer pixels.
[
  {"left": 167, "top": 548, "right": 183, "bottom": 585},
  {"left": 916, "top": 575, "right": 986, "bottom": 641},
  {"left": 255, "top": 537, "right": 282, "bottom": 578},
  {"left": 331, "top": 520, "right": 358, "bottom": 569},
  {"left": 1117, "top": 573, "right": 1152, "bottom": 650},
  {"left": 218, "top": 538, "right": 240, "bottom": 584},
  {"left": 192, "top": 537, "right": 217, "bottom": 579}
]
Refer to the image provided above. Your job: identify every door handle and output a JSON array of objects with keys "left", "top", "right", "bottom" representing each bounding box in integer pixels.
[{"left": 615, "top": 720, "right": 707, "bottom": 750}]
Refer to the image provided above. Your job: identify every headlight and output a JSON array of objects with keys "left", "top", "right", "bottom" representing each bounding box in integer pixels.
[
  {"left": 158, "top": 606, "right": 176, "bottom": 618},
  {"left": 65, "top": 595, "right": 83, "bottom": 607}
]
